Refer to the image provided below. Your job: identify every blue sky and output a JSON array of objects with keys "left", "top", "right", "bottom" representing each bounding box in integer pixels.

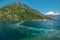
[{"left": 0, "top": 0, "right": 60, "bottom": 14}]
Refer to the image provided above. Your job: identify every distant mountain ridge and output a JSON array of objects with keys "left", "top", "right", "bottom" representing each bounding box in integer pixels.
[
  {"left": 44, "top": 11, "right": 60, "bottom": 20},
  {"left": 46, "top": 15, "right": 60, "bottom": 20},
  {"left": 0, "top": 2, "right": 50, "bottom": 21}
]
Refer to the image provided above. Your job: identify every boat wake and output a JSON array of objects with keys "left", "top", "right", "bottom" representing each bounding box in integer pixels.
[{"left": 9, "top": 21, "right": 60, "bottom": 38}]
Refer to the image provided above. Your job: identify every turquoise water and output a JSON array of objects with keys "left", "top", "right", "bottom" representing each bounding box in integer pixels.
[{"left": 0, "top": 21, "right": 60, "bottom": 40}]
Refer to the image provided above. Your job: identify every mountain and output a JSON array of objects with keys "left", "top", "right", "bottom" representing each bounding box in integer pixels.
[
  {"left": 46, "top": 15, "right": 60, "bottom": 20},
  {"left": 0, "top": 2, "right": 50, "bottom": 21},
  {"left": 44, "top": 11, "right": 60, "bottom": 20}
]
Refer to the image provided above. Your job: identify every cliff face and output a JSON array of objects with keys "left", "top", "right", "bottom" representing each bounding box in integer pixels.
[{"left": 0, "top": 2, "right": 50, "bottom": 21}]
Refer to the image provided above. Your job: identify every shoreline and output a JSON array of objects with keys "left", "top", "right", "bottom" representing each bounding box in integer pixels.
[{"left": 0, "top": 19, "right": 53, "bottom": 22}]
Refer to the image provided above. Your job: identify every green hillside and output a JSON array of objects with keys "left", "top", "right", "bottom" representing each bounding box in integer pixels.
[{"left": 0, "top": 2, "right": 50, "bottom": 21}]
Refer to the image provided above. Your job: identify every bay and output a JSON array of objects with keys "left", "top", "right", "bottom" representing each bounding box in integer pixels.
[{"left": 0, "top": 21, "right": 60, "bottom": 40}]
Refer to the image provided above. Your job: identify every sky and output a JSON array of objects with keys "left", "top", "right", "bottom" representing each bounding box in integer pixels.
[{"left": 0, "top": 0, "right": 60, "bottom": 15}]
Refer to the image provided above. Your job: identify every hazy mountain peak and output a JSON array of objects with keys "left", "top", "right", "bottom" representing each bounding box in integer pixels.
[
  {"left": 45, "top": 11, "right": 59, "bottom": 15},
  {"left": 45, "top": 11, "right": 60, "bottom": 20}
]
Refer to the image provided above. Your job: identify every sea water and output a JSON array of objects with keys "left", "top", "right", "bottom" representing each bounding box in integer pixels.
[{"left": 0, "top": 21, "right": 60, "bottom": 40}]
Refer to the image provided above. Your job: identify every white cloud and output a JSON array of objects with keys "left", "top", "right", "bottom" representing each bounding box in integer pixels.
[{"left": 44, "top": 11, "right": 59, "bottom": 15}]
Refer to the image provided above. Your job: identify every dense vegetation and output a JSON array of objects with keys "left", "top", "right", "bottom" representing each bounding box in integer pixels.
[{"left": 0, "top": 2, "right": 50, "bottom": 21}]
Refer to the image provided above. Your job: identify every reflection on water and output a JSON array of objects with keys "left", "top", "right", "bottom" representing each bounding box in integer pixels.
[{"left": 0, "top": 21, "right": 60, "bottom": 40}]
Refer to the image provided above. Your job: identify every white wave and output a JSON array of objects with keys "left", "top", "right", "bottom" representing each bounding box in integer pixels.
[
  {"left": 9, "top": 22, "right": 60, "bottom": 38},
  {"left": 16, "top": 22, "right": 57, "bottom": 31},
  {"left": 16, "top": 21, "right": 23, "bottom": 26},
  {"left": 16, "top": 22, "right": 46, "bottom": 30}
]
